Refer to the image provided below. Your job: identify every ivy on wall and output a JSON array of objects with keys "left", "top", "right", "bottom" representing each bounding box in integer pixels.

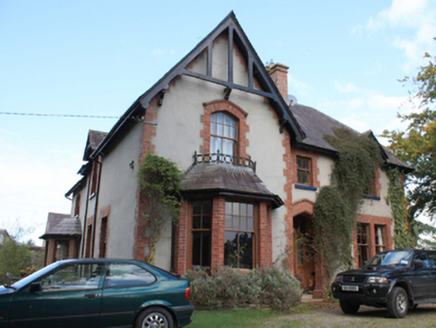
[
  {"left": 386, "top": 169, "right": 417, "bottom": 249},
  {"left": 313, "top": 128, "right": 383, "bottom": 279},
  {"left": 137, "top": 153, "right": 182, "bottom": 264}
]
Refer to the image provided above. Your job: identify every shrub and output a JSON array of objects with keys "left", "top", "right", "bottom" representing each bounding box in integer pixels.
[{"left": 185, "top": 266, "right": 302, "bottom": 311}]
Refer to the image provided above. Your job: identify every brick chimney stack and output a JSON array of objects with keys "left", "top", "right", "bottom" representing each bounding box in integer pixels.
[{"left": 267, "top": 62, "right": 289, "bottom": 99}]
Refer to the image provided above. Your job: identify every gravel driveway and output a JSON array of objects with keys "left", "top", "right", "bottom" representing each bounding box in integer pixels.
[{"left": 264, "top": 303, "right": 436, "bottom": 327}]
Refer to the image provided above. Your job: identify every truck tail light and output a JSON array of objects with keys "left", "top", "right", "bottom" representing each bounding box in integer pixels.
[{"left": 185, "top": 287, "right": 191, "bottom": 300}]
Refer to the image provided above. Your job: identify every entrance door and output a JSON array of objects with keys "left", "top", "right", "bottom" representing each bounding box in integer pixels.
[{"left": 293, "top": 216, "right": 315, "bottom": 292}]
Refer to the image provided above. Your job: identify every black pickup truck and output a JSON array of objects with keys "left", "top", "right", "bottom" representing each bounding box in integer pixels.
[{"left": 331, "top": 249, "right": 436, "bottom": 318}]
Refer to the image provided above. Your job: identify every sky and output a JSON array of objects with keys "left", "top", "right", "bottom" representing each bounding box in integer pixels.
[{"left": 1, "top": 0, "right": 435, "bottom": 244}]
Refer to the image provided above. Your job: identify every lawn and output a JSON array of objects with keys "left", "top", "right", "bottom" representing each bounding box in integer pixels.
[
  {"left": 188, "top": 303, "right": 436, "bottom": 328},
  {"left": 188, "top": 308, "right": 277, "bottom": 327},
  {"left": 188, "top": 303, "right": 326, "bottom": 328}
]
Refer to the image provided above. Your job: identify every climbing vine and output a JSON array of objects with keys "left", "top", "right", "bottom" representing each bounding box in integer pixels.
[
  {"left": 386, "top": 169, "right": 416, "bottom": 249},
  {"left": 313, "top": 128, "right": 383, "bottom": 279},
  {"left": 137, "top": 153, "right": 182, "bottom": 264}
]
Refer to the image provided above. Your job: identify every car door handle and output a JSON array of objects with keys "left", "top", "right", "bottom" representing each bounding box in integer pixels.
[{"left": 84, "top": 293, "right": 98, "bottom": 298}]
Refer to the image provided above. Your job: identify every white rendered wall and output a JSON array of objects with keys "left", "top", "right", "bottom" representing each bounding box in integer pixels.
[{"left": 95, "top": 122, "right": 142, "bottom": 259}]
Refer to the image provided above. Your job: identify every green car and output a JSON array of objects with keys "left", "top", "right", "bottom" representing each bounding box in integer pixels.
[{"left": 0, "top": 259, "right": 193, "bottom": 328}]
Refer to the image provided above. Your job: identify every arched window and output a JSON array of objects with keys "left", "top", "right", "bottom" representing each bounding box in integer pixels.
[{"left": 210, "top": 112, "right": 237, "bottom": 157}]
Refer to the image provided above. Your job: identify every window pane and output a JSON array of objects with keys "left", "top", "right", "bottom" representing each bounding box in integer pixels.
[
  {"left": 211, "top": 113, "right": 217, "bottom": 123},
  {"left": 232, "top": 216, "right": 239, "bottom": 230},
  {"left": 224, "top": 114, "right": 230, "bottom": 125},
  {"left": 201, "top": 231, "right": 211, "bottom": 267},
  {"left": 223, "top": 139, "right": 234, "bottom": 156},
  {"left": 217, "top": 121, "right": 223, "bottom": 136},
  {"left": 104, "top": 264, "right": 156, "bottom": 288},
  {"left": 298, "top": 171, "right": 309, "bottom": 184},
  {"left": 240, "top": 216, "right": 247, "bottom": 230},
  {"left": 232, "top": 202, "right": 239, "bottom": 215},
  {"left": 43, "top": 263, "right": 104, "bottom": 290},
  {"left": 55, "top": 240, "right": 69, "bottom": 261},
  {"left": 239, "top": 232, "right": 253, "bottom": 269},
  {"left": 210, "top": 137, "right": 219, "bottom": 154},
  {"left": 203, "top": 200, "right": 212, "bottom": 215},
  {"left": 230, "top": 124, "right": 236, "bottom": 139},
  {"left": 241, "top": 204, "right": 246, "bottom": 216},
  {"left": 297, "top": 157, "right": 309, "bottom": 169},
  {"left": 247, "top": 217, "right": 254, "bottom": 231},
  {"left": 217, "top": 112, "right": 224, "bottom": 124},
  {"left": 211, "top": 121, "right": 217, "bottom": 135},
  {"left": 225, "top": 215, "right": 232, "bottom": 229},
  {"left": 224, "top": 124, "right": 230, "bottom": 138},
  {"left": 193, "top": 202, "right": 201, "bottom": 215},
  {"left": 224, "top": 231, "right": 238, "bottom": 267},
  {"left": 203, "top": 215, "right": 211, "bottom": 229},
  {"left": 225, "top": 202, "right": 232, "bottom": 214},
  {"left": 247, "top": 204, "right": 253, "bottom": 216},
  {"left": 192, "top": 215, "right": 201, "bottom": 229},
  {"left": 192, "top": 232, "right": 201, "bottom": 265}
]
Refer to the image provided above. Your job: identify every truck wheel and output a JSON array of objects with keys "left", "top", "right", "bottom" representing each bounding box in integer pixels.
[
  {"left": 387, "top": 287, "right": 408, "bottom": 318},
  {"left": 339, "top": 300, "right": 360, "bottom": 314}
]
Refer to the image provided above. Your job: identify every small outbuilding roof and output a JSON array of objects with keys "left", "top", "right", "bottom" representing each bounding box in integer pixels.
[{"left": 40, "top": 212, "right": 82, "bottom": 239}]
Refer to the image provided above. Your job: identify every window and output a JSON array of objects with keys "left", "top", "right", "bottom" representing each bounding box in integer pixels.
[
  {"left": 54, "top": 240, "right": 69, "bottom": 262},
  {"left": 42, "top": 263, "right": 104, "bottom": 290},
  {"left": 363, "top": 175, "right": 376, "bottom": 196},
  {"left": 210, "top": 112, "right": 237, "bottom": 157},
  {"left": 90, "top": 161, "right": 99, "bottom": 195},
  {"left": 224, "top": 202, "right": 255, "bottom": 269},
  {"left": 85, "top": 225, "right": 92, "bottom": 258},
  {"left": 375, "top": 225, "right": 386, "bottom": 253},
  {"left": 357, "top": 223, "right": 369, "bottom": 268},
  {"left": 74, "top": 193, "right": 81, "bottom": 216},
  {"left": 104, "top": 263, "right": 156, "bottom": 288},
  {"left": 99, "top": 217, "right": 108, "bottom": 258},
  {"left": 191, "top": 201, "right": 212, "bottom": 268},
  {"left": 297, "top": 156, "right": 312, "bottom": 185}
]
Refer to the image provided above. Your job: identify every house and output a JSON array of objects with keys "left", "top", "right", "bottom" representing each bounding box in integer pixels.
[{"left": 44, "top": 12, "right": 410, "bottom": 298}]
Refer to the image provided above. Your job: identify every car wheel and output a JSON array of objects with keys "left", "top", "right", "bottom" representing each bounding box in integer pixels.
[
  {"left": 135, "top": 307, "right": 174, "bottom": 328},
  {"left": 387, "top": 286, "right": 408, "bottom": 318},
  {"left": 339, "top": 300, "right": 360, "bottom": 314}
]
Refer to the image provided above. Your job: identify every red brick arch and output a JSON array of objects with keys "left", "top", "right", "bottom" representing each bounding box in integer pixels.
[
  {"left": 200, "top": 100, "right": 249, "bottom": 157},
  {"left": 291, "top": 199, "right": 315, "bottom": 217}
]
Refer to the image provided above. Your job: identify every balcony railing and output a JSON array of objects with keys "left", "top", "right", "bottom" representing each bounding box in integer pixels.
[{"left": 192, "top": 150, "right": 256, "bottom": 172}]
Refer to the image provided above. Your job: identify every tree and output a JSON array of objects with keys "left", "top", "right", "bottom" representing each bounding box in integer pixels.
[
  {"left": 0, "top": 237, "right": 33, "bottom": 284},
  {"left": 383, "top": 52, "right": 436, "bottom": 221}
]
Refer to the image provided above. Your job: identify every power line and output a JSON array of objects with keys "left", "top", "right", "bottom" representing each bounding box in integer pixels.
[{"left": 0, "top": 112, "right": 120, "bottom": 119}]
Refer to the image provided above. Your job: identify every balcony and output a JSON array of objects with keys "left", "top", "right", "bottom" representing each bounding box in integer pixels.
[{"left": 192, "top": 150, "right": 256, "bottom": 172}]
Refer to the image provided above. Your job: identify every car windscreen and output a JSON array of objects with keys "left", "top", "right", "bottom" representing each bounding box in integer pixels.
[
  {"left": 12, "top": 262, "right": 60, "bottom": 290},
  {"left": 366, "top": 250, "right": 413, "bottom": 266}
]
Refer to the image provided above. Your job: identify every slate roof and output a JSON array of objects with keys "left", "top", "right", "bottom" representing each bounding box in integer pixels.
[
  {"left": 292, "top": 103, "right": 412, "bottom": 171},
  {"left": 182, "top": 164, "right": 284, "bottom": 208},
  {"left": 40, "top": 212, "right": 82, "bottom": 239}
]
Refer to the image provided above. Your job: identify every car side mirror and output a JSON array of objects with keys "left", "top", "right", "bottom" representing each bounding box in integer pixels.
[
  {"left": 413, "top": 260, "right": 423, "bottom": 270},
  {"left": 30, "top": 281, "right": 42, "bottom": 293}
]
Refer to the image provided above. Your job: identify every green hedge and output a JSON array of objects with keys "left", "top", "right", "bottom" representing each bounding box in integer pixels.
[{"left": 185, "top": 266, "right": 302, "bottom": 311}]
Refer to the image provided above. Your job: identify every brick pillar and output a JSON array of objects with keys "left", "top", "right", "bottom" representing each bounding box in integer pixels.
[
  {"left": 258, "top": 202, "right": 272, "bottom": 268},
  {"left": 175, "top": 200, "right": 189, "bottom": 275},
  {"left": 267, "top": 62, "right": 289, "bottom": 99},
  {"left": 211, "top": 197, "right": 225, "bottom": 274}
]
